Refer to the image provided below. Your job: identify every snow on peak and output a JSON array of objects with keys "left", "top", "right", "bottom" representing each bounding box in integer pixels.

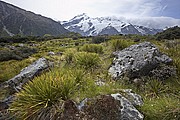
[
  {"left": 71, "top": 13, "right": 89, "bottom": 21},
  {"left": 62, "top": 14, "right": 163, "bottom": 36}
]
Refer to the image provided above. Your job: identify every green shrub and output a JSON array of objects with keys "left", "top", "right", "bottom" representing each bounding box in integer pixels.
[
  {"left": 91, "top": 36, "right": 109, "bottom": 44},
  {"left": 75, "top": 52, "right": 101, "bottom": 69},
  {"left": 80, "top": 44, "right": 103, "bottom": 54},
  {"left": 0, "top": 47, "right": 37, "bottom": 62}
]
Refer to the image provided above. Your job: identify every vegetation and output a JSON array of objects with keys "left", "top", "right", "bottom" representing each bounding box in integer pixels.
[
  {"left": 91, "top": 36, "right": 109, "bottom": 44},
  {"left": 10, "top": 68, "right": 88, "bottom": 119},
  {"left": 80, "top": 44, "right": 103, "bottom": 54},
  {"left": 156, "top": 26, "right": 180, "bottom": 40},
  {"left": 75, "top": 52, "right": 101, "bottom": 69},
  {"left": 0, "top": 46, "right": 37, "bottom": 62},
  {"left": 0, "top": 32, "right": 179, "bottom": 120},
  {"left": 0, "top": 59, "right": 35, "bottom": 83},
  {"left": 110, "top": 39, "right": 134, "bottom": 51}
]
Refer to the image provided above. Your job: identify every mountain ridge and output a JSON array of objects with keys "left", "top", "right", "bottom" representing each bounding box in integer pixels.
[
  {"left": 0, "top": 1, "right": 69, "bottom": 37},
  {"left": 61, "top": 13, "right": 163, "bottom": 36}
]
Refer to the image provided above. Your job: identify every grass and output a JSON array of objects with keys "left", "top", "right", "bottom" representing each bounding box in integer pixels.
[
  {"left": 75, "top": 52, "right": 101, "bottom": 69},
  {"left": 110, "top": 39, "right": 135, "bottom": 51},
  {"left": 0, "top": 58, "right": 36, "bottom": 83},
  {"left": 139, "top": 96, "right": 180, "bottom": 120},
  {"left": 0, "top": 36, "right": 179, "bottom": 120},
  {"left": 79, "top": 44, "right": 103, "bottom": 54},
  {"left": 9, "top": 67, "right": 88, "bottom": 119}
]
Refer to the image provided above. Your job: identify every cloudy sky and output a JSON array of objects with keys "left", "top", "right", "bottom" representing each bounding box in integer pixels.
[{"left": 1, "top": 0, "right": 180, "bottom": 21}]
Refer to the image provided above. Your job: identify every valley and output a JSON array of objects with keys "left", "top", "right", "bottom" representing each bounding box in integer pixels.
[{"left": 0, "top": 0, "right": 180, "bottom": 120}]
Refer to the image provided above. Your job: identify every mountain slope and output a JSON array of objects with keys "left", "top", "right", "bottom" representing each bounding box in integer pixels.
[
  {"left": 62, "top": 13, "right": 162, "bottom": 36},
  {"left": 0, "top": 1, "right": 69, "bottom": 37}
]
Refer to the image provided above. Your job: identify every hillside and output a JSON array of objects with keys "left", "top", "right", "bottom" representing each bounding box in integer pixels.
[
  {"left": 156, "top": 26, "right": 180, "bottom": 40},
  {"left": 0, "top": 1, "right": 69, "bottom": 37},
  {"left": 62, "top": 13, "right": 162, "bottom": 36}
]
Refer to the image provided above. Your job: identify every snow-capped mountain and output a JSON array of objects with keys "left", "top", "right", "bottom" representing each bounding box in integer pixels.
[{"left": 61, "top": 13, "right": 162, "bottom": 36}]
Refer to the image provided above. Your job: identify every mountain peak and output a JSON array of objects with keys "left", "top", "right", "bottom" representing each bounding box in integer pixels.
[
  {"left": 71, "top": 13, "right": 89, "bottom": 20},
  {"left": 62, "top": 14, "right": 162, "bottom": 36}
]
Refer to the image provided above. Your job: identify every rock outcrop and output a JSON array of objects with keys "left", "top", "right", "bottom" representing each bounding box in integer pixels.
[
  {"left": 0, "top": 58, "right": 49, "bottom": 92},
  {"left": 0, "top": 58, "right": 49, "bottom": 111},
  {"left": 51, "top": 90, "right": 143, "bottom": 120},
  {"left": 111, "top": 93, "right": 144, "bottom": 120},
  {"left": 109, "top": 42, "right": 174, "bottom": 80}
]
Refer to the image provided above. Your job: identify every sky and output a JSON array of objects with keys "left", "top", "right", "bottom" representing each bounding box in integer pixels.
[{"left": 1, "top": 0, "right": 180, "bottom": 21}]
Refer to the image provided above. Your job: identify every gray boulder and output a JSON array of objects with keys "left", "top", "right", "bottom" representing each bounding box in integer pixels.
[
  {"left": 0, "top": 58, "right": 49, "bottom": 92},
  {"left": 109, "top": 42, "right": 173, "bottom": 79}
]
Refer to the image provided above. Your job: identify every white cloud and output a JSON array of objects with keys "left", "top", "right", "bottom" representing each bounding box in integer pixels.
[
  {"left": 2, "top": 0, "right": 165, "bottom": 20},
  {"left": 125, "top": 17, "right": 180, "bottom": 29},
  {"left": 2, "top": 0, "right": 180, "bottom": 26}
]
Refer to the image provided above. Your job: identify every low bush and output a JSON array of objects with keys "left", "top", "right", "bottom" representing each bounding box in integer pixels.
[
  {"left": 91, "top": 36, "right": 109, "bottom": 44},
  {"left": 0, "top": 47, "right": 37, "bottom": 62}
]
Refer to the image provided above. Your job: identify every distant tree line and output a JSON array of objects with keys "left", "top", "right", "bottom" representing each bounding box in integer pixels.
[
  {"left": 0, "top": 32, "right": 83, "bottom": 43},
  {"left": 0, "top": 46, "right": 37, "bottom": 62}
]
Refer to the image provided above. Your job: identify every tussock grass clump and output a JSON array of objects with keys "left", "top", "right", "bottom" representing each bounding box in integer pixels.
[
  {"left": 75, "top": 52, "right": 101, "bottom": 69},
  {"left": 110, "top": 39, "right": 134, "bottom": 51},
  {"left": 145, "top": 79, "right": 168, "bottom": 98},
  {"left": 64, "top": 48, "right": 77, "bottom": 64},
  {"left": 80, "top": 44, "right": 103, "bottom": 54},
  {"left": 9, "top": 68, "right": 87, "bottom": 119}
]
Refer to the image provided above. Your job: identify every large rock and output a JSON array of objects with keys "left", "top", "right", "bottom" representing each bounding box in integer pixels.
[
  {"left": 109, "top": 42, "right": 173, "bottom": 79},
  {"left": 0, "top": 58, "right": 49, "bottom": 92},
  {"left": 60, "top": 91, "right": 144, "bottom": 120},
  {"left": 0, "top": 58, "right": 50, "bottom": 117}
]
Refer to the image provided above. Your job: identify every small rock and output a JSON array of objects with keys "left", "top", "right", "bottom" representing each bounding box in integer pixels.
[
  {"left": 48, "top": 51, "right": 55, "bottom": 56},
  {"left": 18, "top": 44, "right": 24, "bottom": 47},
  {"left": 95, "top": 80, "right": 105, "bottom": 86}
]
